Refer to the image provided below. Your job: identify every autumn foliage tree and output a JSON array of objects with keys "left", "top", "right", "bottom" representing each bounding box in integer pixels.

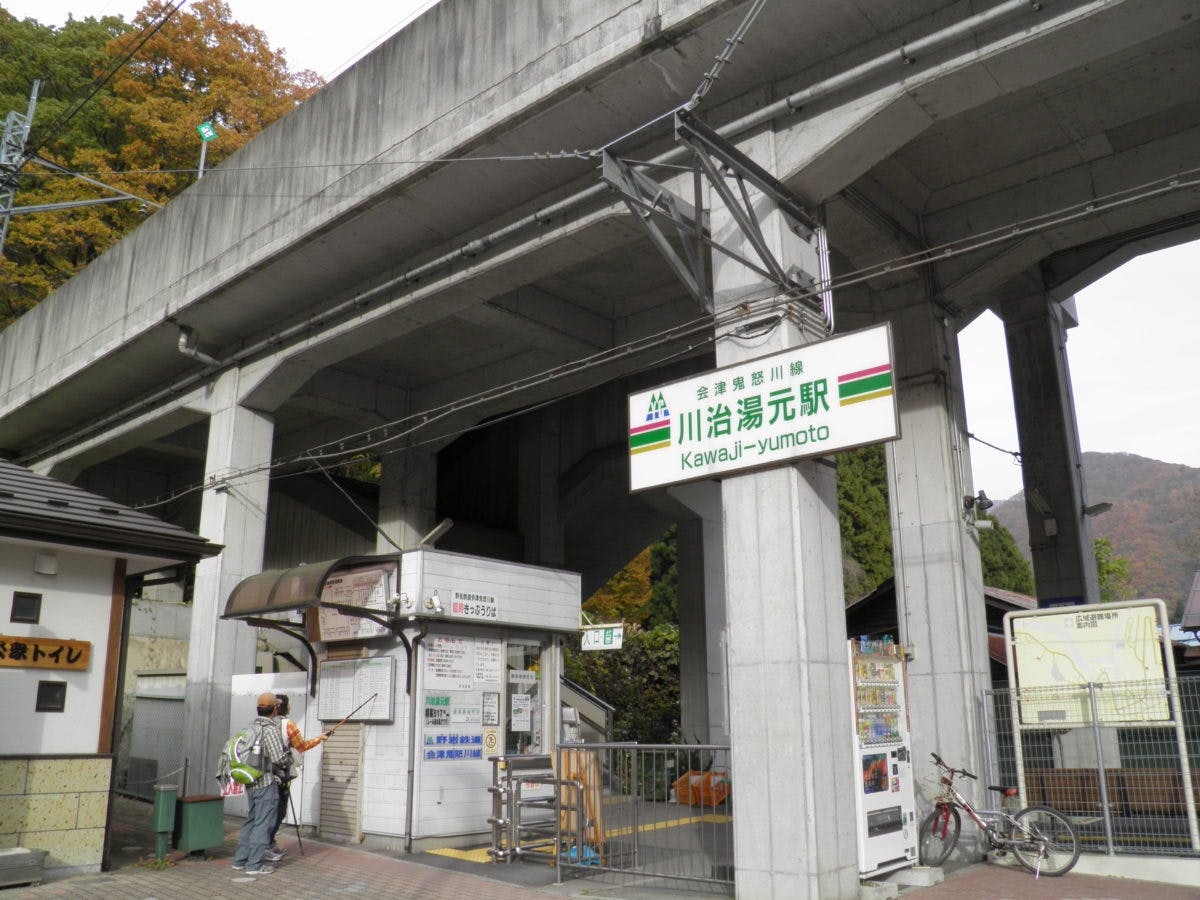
[{"left": 0, "top": 1, "right": 320, "bottom": 328}]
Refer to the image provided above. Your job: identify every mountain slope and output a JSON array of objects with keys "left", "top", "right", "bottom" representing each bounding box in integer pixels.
[{"left": 992, "top": 452, "right": 1200, "bottom": 617}]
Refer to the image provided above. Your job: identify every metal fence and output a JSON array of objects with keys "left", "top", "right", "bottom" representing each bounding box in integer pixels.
[
  {"left": 981, "top": 676, "right": 1200, "bottom": 857},
  {"left": 551, "top": 743, "right": 734, "bottom": 890}
]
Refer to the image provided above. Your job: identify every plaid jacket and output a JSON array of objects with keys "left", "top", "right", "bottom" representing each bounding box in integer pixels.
[{"left": 285, "top": 719, "right": 323, "bottom": 753}]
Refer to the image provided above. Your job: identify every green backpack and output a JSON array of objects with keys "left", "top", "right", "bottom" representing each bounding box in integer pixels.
[{"left": 220, "top": 721, "right": 268, "bottom": 786}]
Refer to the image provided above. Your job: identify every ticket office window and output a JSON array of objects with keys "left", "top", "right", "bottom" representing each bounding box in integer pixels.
[{"left": 505, "top": 637, "right": 546, "bottom": 755}]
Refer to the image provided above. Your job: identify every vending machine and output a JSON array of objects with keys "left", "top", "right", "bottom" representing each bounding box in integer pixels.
[{"left": 848, "top": 637, "right": 918, "bottom": 877}]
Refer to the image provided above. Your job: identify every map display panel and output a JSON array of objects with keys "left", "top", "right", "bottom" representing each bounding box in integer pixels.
[{"left": 1009, "top": 603, "right": 1169, "bottom": 724}]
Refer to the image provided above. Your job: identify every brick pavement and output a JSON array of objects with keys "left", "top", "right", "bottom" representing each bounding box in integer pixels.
[
  {"left": 7, "top": 796, "right": 1194, "bottom": 899},
  {"left": 4, "top": 834, "right": 553, "bottom": 900},
  {"left": 904, "top": 863, "right": 1200, "bottom": 900}
]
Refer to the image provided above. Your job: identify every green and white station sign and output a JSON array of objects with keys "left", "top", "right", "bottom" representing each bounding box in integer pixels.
[
  {"left": 627, "top": 323, "right": 900, "bottom": 492},
  {"left": 196, "top": 121, "right": 218, "bottom": 142}
]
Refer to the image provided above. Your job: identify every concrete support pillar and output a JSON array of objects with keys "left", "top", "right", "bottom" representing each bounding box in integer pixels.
[
  {"left": 885, "top": 299, "right": 991, "bottom": 818},
  {"left": 1000, "top": 295, "right": 1099, "bottom": 606},
  {"left": 668, "top": 480, "right": 728, "bottom": 745},
  {"left": 518, "top": 409, "right": 564, "bottom": 566},
  {"left": 377, "top": 446, "right": 437, "bottom": 553},
  {"left": 182, "top": 370, "right": 273, "bottom": 790},
  {"left": 711, "top": 129, "right": 857, "bottom": 899}
]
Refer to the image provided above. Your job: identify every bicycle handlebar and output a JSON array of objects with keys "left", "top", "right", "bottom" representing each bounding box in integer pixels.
[{"left": 929, "top": 752, "right": 976, "bottom": 780}]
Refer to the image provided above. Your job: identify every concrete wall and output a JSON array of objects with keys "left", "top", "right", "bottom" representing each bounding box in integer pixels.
[
  {"left": 0, "top": 546, "right": 115, "bottom": 755},
  {"left": 0, "top": 755, "right": 111, "bottom": 875},
  {"left": 0, "top": 0, "right": 722, "bottom": 423}
]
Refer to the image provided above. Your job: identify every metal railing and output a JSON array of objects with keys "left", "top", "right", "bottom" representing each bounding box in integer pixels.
[
  {"left": 554, "top": 743, "right": 733, "bottom": 890},
  {"left": 981, "top": 676, "right": 1200, "bottom": 857},
  {"left": 488, "top": 754, "right": 572, "bottom": 864}
]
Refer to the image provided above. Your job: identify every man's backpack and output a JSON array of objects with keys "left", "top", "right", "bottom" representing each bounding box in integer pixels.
[{"left": 218, "top": 721, "right": 268, "bottom": 786}]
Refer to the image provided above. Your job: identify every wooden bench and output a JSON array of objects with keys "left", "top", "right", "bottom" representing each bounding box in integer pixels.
[{"left": 1025, "top": 768, "right": 1200, "bottom": 816}]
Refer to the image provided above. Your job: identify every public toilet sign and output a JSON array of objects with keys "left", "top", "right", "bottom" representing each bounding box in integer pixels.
[
  {"left": 627, "top": 323, "right": 899, "bottom": 491},
  {"left": 582, "top": 624, "right": 624, "bottom": 651}
]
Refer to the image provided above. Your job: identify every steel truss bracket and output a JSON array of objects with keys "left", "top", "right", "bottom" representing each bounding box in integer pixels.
[
  {"left": 675, "top": 110, "right": 816, "bottom": 239},
  {"left": 603, "top": 112, "right": 833, "bottom": 329},
  {"left": 674, "top": 110, "right": 832, "bottom": 331},
  {"left": 601, "top": 150, "right": 712, "bottom": 312}
]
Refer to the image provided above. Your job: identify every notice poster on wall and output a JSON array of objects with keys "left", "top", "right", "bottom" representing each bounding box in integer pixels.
[
  {"left": 425, "top": 635, "right": 474, "bottom": 691},
  {"left": 511, "top": 694, "right": 532, "bottom": 731},
  {"left": 482, "top": 692, "right": 500, "bottom": 726},
  {"left": 474, "top": 638, "right": 502, "bottom": 685}
]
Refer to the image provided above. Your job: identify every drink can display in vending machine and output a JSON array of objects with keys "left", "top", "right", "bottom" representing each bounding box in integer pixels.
[{"left": 847, "top": 637, "right": 917, "bottom": 877}]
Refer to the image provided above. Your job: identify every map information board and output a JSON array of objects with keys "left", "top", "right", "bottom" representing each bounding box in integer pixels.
[{"left": 1008, "top": 602, "right": 1169, "bottom": 724}]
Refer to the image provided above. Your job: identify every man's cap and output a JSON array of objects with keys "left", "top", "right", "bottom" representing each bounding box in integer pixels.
[{"left": 256, "top": 691, "right": 277, "bottom": 708}]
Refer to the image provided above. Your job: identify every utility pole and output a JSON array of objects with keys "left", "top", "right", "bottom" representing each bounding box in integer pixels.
[{"left": 0, "top": 80, "right": 41, "bottom": 263}]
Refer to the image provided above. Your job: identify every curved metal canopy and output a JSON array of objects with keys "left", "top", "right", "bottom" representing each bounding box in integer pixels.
[{"left": 222, "top": 554, "right": 398, "bottom": 619}]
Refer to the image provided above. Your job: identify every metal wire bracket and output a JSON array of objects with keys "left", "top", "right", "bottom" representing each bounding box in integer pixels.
[{"left": 601, "top": 110, "right": 832, "bottom": 330}]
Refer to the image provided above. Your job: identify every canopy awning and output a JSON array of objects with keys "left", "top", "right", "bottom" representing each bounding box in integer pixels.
[{"left": 222, "top": 554, "right": 398, "bottom": 619}]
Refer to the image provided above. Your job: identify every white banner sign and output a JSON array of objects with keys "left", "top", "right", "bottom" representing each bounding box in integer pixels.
[
  {"left": 582, "top": 625, "right": 624, "bottom": 651},
  {"left": 627, "top": 324, "right": 898, "bottom": 491}
]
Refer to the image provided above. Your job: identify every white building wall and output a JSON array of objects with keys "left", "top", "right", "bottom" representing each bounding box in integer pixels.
[
  {"left": 360, "top": 654, "right": 412, "bottom": 837},
  {"left": 0, "top": 544, "right": 115, "bottom": 754}
]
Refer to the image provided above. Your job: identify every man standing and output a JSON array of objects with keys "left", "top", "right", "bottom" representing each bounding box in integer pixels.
[
  {"left": 231, "top": 692, "right": 291, "bottom": 875},
  {"left": 265, "top": 693, "right": 327, "bottom": 859}
]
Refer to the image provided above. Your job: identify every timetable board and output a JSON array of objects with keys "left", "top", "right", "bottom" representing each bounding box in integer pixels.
[
  {"left": 316, "top": 563, "right": 394, "bottom": 643},
  {"left": 317, "top": 656, "right": 395, "bottom": 722}
]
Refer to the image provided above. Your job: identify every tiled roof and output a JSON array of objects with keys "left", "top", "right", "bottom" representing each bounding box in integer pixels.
[{"left": 0, "top": 458, "right": 220, "bottom": 563}]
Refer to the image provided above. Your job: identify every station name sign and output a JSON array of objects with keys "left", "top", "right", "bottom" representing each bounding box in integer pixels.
[{"left": 627, "top": 323, "right": 899, "bottom": 492}]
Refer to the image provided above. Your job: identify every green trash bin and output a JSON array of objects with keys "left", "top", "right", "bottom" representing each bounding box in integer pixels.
[
  {"left": 152, "top": 784, "right": 177, "bottom": 860},
  {"left": 173, "top": 795, "right": 226, "bottom": 853}
]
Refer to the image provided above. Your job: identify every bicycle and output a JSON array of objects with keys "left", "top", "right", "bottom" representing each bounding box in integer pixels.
[{"left": 918, "top": 752, "right": 1080, "bottom": 877}]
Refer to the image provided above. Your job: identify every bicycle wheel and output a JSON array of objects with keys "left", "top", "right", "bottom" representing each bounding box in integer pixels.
[
  {"left": 919, "top": 804, "right": 960, "bottom": 867},
  {"left": 1010, "top": 806, "right": 1080, "bottom": 876}
]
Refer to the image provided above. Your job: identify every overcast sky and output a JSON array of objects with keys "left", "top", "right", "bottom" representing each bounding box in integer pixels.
[{"left": 7, "top": 1, "right": 1200, "bottom": 502}]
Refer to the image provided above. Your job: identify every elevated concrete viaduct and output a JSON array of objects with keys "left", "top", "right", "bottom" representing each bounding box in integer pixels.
[{"left": 2, "top": 0, "right": 1199, "bottom": 894}]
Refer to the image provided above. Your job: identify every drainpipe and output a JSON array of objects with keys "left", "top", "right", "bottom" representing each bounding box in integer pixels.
[
  {"left": 404, "top": 619, "right": 429, "bottom": 853},
  {"left": 176, "top": 325, "right": 220, "bottom": 367}
]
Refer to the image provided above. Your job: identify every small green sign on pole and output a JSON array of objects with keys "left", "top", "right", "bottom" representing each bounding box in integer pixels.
[{"left": 196, "top": 122, "right": 218, "bottom": 181}]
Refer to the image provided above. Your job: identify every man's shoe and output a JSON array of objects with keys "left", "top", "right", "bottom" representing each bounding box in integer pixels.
[
  {"left": 245, "top": 864, "right": 276, "bottom": 875},
  {"left": 231, "top": 863, "right": 246, "bottom": 871},
  {"left": 264, "top": 848, "right": 285, "bottom": 862}
]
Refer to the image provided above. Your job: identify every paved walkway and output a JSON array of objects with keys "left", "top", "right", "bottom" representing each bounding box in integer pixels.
[
  {"left": 7, "top": 798, "right": 1195, "bottom": 899},
  {"left": 6, "top": 832, "right": 552, "bottom": 900},
  {"left": 905, "top": 863, "right": 1199, "bottom": 899}
]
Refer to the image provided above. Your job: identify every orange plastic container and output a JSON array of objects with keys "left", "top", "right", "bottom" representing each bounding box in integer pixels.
[{"left": 672, "top": 770, "right": 731, "bottom": 806}]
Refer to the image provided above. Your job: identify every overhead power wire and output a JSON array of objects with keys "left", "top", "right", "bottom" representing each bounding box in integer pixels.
[
  {"left": 134, "top": 336, "right": 712, "bottom": 511},
  {"left": 304, "top": 451, "right": 404, "bottom": 553},
  {"left": 26, "top": 153, "right": 1199, "bottom": 491},
  {"left": 21, "top": 147, "right": 1196, "bottom": 479},
  {"left": 14, "top": 151, "right": 602, "bottom": 181},
  {"left": 13, "top": 1, "right": 188, "bottom": 182},
  {"left": 12, "top": 0, "right": 1119, "bottom": 473},
  {"left": 123, "top": 156, "right": 1196, "bottom": 512},
  {"left": 687, "top": 0, "right": 768, "bottom": 110},
  {"left": 967, "top": 432, "right": 1021, "bottom": 463}
]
